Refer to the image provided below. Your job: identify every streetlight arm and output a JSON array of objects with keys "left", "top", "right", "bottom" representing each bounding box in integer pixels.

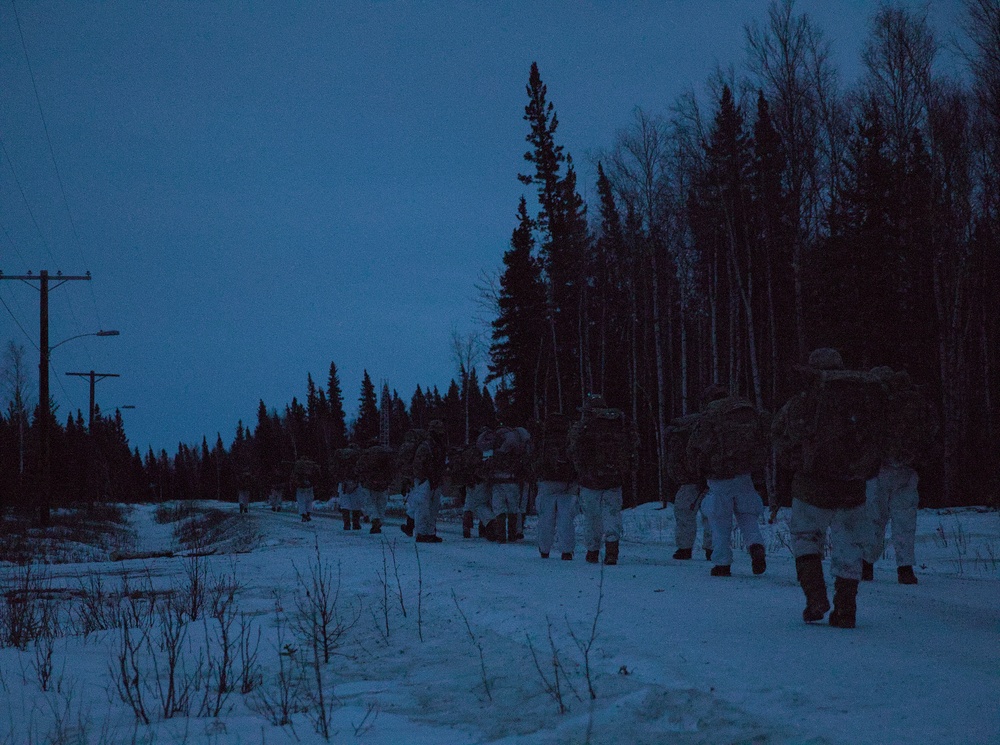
[{"left": 49, "top": 330, "right": 119, "bottom": 352}]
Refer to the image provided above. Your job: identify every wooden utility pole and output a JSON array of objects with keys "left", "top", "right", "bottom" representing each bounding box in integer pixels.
[
  {"left": 0, "top": 270, "right": 92, "bottom": 526},
  {"left": 65, "top": 370, "right": 120, "bottom": 430}
]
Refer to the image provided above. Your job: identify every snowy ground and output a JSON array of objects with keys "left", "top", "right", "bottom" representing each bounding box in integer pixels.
[{"left": 1, "top": 497, "right": 997, "bottom": 744}]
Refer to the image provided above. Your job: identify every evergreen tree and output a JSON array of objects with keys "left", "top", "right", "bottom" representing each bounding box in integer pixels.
[
  {"left": 326, "top": 362, "right": 348, "bottom": 449},
  {"left": 354, "top": 370, "right": 379, "bottom": 444}
]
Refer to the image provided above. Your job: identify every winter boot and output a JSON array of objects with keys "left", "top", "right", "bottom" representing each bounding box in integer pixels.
[
  {"left": 749, "top": 543, "right": 767, "bottom": 575},
  {"left": 517, "top": 513, "right": 526, "bottom": 540},
  {"left": 796, "top": 554, "right": 831, "bottom": 623},
  {"left": 862, "top": 560, "right": 874, "bottom": 581},
  {"left": 341, "top": 509, "right": 351, "bottom": 530},
  {"left": 561, "top": 552, "right": 573, "bottom": 561},
  {"left": 352, "top": 511, "right": 363, "bottom": 530},
  {"left": 705, "top": 548, "right": 713, "bottom": 561},
  {"left": 477, "top": 520, "right": 486, "bottom": 538},
  {"left": 369, "top": 518, "right": 382, "bottom": 534},
  {"left": 829, "top": 577, "right": 859, "bottom": 628},
  {"left": 604, "top": 541, "right": 619, "bottom": 566},
  {"left": 539, "top": 551, "right": 550, "bottom": 559},
  {"left": 710, "top": 565, "right": 731, "bottom": 577},
  {"left": 401, "top": 516, "right": 415, "bottom": 537},
  {"left": 507, "top": 513, "right": 519, "bottom": 543},
  {"left": 301, "top": 513, "right": 308, "bottom": 522},
  {"left": 585, "top": 550, "right": 600, "bottom": 564},
  {"left": 672, "top": 548, "right": 693, "bottom": 560},
  {"left": 415, "top": 534, "right": 443, "bottom": 543},
  {"left": 897, "top": 566, "right": 918, "bottom": 585},
  {"left": 462, "top": 511, "right": 474, "bottom": 539}
]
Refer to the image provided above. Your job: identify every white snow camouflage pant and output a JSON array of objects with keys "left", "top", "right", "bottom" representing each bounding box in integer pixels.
[
  {"left": 268, "top": 488, "right": 282, "bottom": 510},
  {"left": 295, "top": 487, "right": 314, "bottom": 516},
  {"left": 864, "top": 463, "right": 919, "bottom": 567},
  {"left": 338, "top": 485, "right": 365, "bottom": 511},
  {"left": 536, "top": 480, "right": 578, "bottom": 555},
  {"left": 410, "top": 479, "right": 441, "bottom": 537},
  {"left": 491, "top": 481, "right": 523, "bottom": 533},
  {"left": 673, "top": 483, "right": 713, "bottom": 552},
  {"left": 705, "top": 474, "right": 763, "bottom": 567},
  {"left": 463, "top": 483, "right": 495, "bottom": 525},
  {"left": 790, "top": 498, "right": 866, "bottom": 581},
  {"left": 579, "top": 486, "right": 623, "bottom": 551},
  {"left": 238, "top": 490, "right": 250, "bottom": 509},
  {"left": 364, "top": 488, "right": 388, "bottom": 521}
]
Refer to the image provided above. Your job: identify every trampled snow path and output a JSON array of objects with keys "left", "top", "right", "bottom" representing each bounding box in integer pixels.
[{"left": 1, "top": 500, "right": 997, "bottom": 744}]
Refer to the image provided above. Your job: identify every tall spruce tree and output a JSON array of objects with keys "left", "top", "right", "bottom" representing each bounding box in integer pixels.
[{"left": 354, "top": 370, "right": 379, "bottom": 444}]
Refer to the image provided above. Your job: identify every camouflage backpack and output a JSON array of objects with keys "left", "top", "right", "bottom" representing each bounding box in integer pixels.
[
  {"left": 688, "top": 396, "right": 770, "bottom": 481},
  {"left": 334, "top": 446, "right": 362, "bottom": 488},
  {"left": 482, "top": 426, "right": 532, "bottom": 481},
  {"left": 568, "top": 406, "right": 633, "bottom": 484},
  {"left": 357, "top": 445, "right": 396, "bottom": 492},
  {"left": 533, "top": 414, "right": 575, "bottom": 482},
  {"left": 396, "top": 429, "right": 430, "bottom": 484},
  {"left": 665, "top": 413, "right": 701, "bottom": 486},
  {"left": 798, "top": 371, "right": 887, "bottom": 482},
  {"left": 447, "top": 444, "right": 484, "bottom": 488}
]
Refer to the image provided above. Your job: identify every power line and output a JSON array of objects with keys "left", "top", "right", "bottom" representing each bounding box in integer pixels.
[
  {"left": 0, "top": 287, "right": 37, "bottom": 349},
  {"left": 0, "top": 136, "right": 55, "bottom": 263},
  {"left": 10, "top": 0, "right": 105, "bottom": 334}
]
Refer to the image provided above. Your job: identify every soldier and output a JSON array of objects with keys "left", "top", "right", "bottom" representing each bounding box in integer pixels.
[
  {"left": 292, "top": 459, "right": 318, "bottom": 522},
  {"left": 687, "top": 385, "right": 770, "bottom": 577},
  {"left": 453, "top": 440, "right": 498, "bottom": 540},
  {"left": 773, "top": 348, "right": 886, "bottom": 629},
  {"left": 863, "top": 367, "right": 938, "bottom": 585},
  {"left": 666, "top": 413, "right": 713, "bottom": 561},
  {"left": 411, "top": 420, "right": 447, "bottom": 542},
  {"left": 237, "top": 471, "right": 252, "bottom": 514},
  {"left": 568, "top": 395, "right": 636, "bottom": 566},
  {"left": 478, "top": 424, "right": 532, "bottom": 543},
  {"left": 336, "top": 446, "right": 364, "bottom": 530},
  {"left": 358, "top": 441, "right": 396, "bottom": 535},
  {"left": 267, "top": 474, "right": 283, "bottom": 512},
  {"left": 533, "top": 413, "right": 578, "bottom": 560}
]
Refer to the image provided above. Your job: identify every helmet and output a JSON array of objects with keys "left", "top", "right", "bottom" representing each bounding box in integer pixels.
[
  {"left": 428, "top": 419, "right": 445, "bottom": 435},
  {"left": 807, "top": 348, "right": 844, "bottom": 371}
]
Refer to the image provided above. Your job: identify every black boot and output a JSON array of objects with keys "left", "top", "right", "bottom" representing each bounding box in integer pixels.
[
  {"left": 796, "top": 554, "right": 830, "bottom": 623},
  {"left": 517, "top": 514, "right": 526, "bottom": 540},
  {"left": 862, "top": 560, "right": 874, "bottom": 581},
  {"left": 710, "top": 565, "right": 731, "bottom": 576},
  {"left": 604, "top": 541, "right": 619, "bottom": 566},
  {"left": 539, "top": 550, "right": 549, "bottom": 558},
  {"left": 829, "top": 576, "right": 859, "bottom": 628},
  {"left": 416, "top": 534, "right": 443, "bottom": 543},
  {"left": 749, "top": 543, "right": 767, "bottom": 575},
  {"left": 705, "top": 548, "right": 713, "bottom": 561},
  {"left": 341, "top": 509, "right": 351, "bottom": 530},
  {"left": 507, "top": 513, "right": 519, "bottom": 543},
  {"left": 462, "top": 511, "right": 474, "bottom": 539},
  {"left": 897, "top": 565, "right": 918, "bottom": 585},
  {"left": 477, "top": 520, "right": 486, "bottom": 538},
  {"left": 401, "top": 516, "right": 415, "bottom": 537},
  {"left": 561, "top": 552, "right": 573, "bottom": 561},
  {"left": 369, "top": 518, "right": 382, "bottom": 534},
  {"left": 352, "top": 511, "right": 363, "bottom": 530},
  {"left": 672, "top": 548, "right": 693, "bottom": 560},
  {"left": 585, "top": 550, "right": 600, "bottom": 564}
]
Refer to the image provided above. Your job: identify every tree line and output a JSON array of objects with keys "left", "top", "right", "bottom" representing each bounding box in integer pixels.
[{"left": 486, "top": 0, "right": 998, "bottom": 508}]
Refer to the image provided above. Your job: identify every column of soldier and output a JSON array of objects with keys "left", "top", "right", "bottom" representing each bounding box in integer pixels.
[{"left": 250, "top": 348, "right": 934, "bottom": 631}]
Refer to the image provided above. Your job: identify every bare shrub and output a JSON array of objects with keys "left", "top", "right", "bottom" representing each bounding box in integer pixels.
[
  {"left": 182, "top": 554, "right": 209, "bottom": 622},
  {"left": 291, "top": 542, "right": 358, "bottom": 665},
  {"left": 452, "top": 590, "right": 492, "bottom": 702},
  {"left": 566, "top": 564, "right": 605, "bottom": 701},
  {"left": 0, "top": 564, "right": 49, "bottom": 649},
  {"left": 249, "top": 613, "right": 304, "bottom": 728}
]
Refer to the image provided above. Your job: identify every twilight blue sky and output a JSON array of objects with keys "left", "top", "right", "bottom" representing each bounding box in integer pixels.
[{"left": 0, "top": 1, "right": 961, "bottom": 455}]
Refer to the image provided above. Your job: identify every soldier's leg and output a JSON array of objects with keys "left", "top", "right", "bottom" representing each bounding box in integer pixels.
[
  {"left": 536, "top": 481, "right": 558, "bottom": 556},
  {"left": 791, "top": 499, "right": 833, "bottom": 621},
  {"left": 554, "top": 491, "right": 577, "bottom": 557},
  {"left": 889, "top": 467, "right": 919, "bottom": 568},
  {"left": 830, "top": 504, "right": 866, "bottom": 582},
  {"left": 674, "top": 483, "right": 700, "bottom": 552},
  {"left": 863, "top": 470, "right": 891, "bottom": 565},
  {"left": 732, "top": 474, "right": 765, "bottom": 547},
  {"left": 578, "top": 487, "right": 602, "bottom": 558},
  {"left": 706, "top": 478, "right": 736, "bottom": 567},
  {"left": 411, "top": 480, "right": 433, "bottom": 537}
]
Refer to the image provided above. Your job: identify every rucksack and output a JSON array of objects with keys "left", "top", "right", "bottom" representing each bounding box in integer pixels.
[
  {"left": 665, "top": 413, "right": 701, "bottom": 485},
  {"left": 689, "top": 397, "right": 770, "bottom": 480},
  {"left": 533, "top": 414, "right": 575, "bottom": 481},
  {"left": 482, "top": 426, "right": 532, "bottom": 480},
  {"left": 569, "top": 407, "right": 632, "bottom": 482},
  {"left": 799, "top": 371, "right": 886, "bottom": 481},
  {"left": 396, "top": 429, "right": 430, "bottom": 482},
  {"left": 334, "top": 447, "right": 362, "bottom": 486},
  {"left": 357, "top": 445, "right": 396, "bottom": 491}
]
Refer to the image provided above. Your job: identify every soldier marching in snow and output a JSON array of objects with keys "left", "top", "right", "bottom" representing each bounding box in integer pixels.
[
  {"left": 773, "top": 348, "right": 887, "bottom": 628},
  {"left": 862, "top": 367, "right": 939, "bottom": 585},
  {"left": 532, "top": 413, "right": 578, "bottom": 560},
  {"left": 335, "top": 446, "right": 365, "bottom": 530},
  {"left": 452, "top": 439, "right": 499, "bottom": 540},
  {"left": 687, "top": 384, "right": 771, "bottom": 577},
  {"left": 568, "top": 395, "right": 636, "bottom": 566},
  {"left": 477, "top": 424, "right": 533, "bottom": 544},
  {"left": 357, "top": 441, "right": 396, "bottom": 535},
  {"left": 237, "top": 471, "right": 253, "bottom": 514},
  {"left": 409, "top": 419, "right": 447, "bottom": 542},
  {"left": 291, "top": 458, "right": 319, "bottom": 522},
  {"left": 666, "top": 413, "right": 713, "bottom": 562}
]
